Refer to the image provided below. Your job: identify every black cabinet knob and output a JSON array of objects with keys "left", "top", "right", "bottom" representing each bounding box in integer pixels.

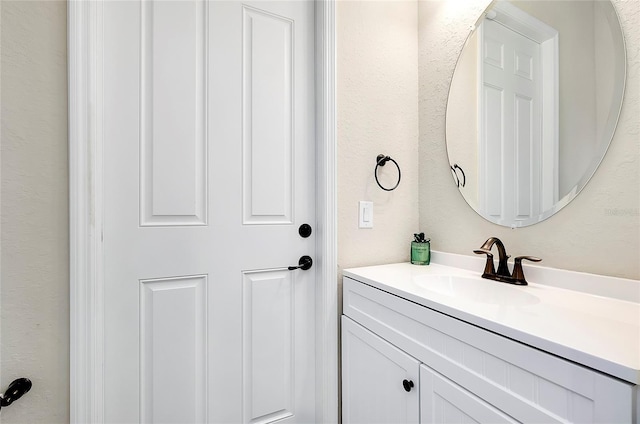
[{"left": 402, "top": 379, "right": 414, "bottom": 392}]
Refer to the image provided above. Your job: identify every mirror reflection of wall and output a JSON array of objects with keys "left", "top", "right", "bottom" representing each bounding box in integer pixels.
[
  {"left": 515, "top": 0, "right": 618, "bottom": 198},
  {"left": 446, "top": 0, "right": 625, "bottom": 228}
]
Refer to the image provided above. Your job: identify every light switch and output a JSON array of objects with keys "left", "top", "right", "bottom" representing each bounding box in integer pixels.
[{"left": 359, "top": 201, "right": 373, "bottom": 229}]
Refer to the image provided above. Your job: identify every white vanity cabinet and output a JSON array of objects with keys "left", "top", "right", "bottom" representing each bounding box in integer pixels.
[
  {"left": 342, "top": 316, "right": 515, "bottom": 424},
  {"left": 342, "top": 275, "right": 636, "bottom": 424}
]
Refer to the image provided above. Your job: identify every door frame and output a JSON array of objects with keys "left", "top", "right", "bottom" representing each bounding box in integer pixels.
[{"left": 68, "top": 1, "right": 338, "bottom": 423}]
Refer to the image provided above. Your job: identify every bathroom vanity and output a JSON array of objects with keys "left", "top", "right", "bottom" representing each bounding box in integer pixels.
[{"left": 342, "top": 257, "right": 639, "bottom": 423}]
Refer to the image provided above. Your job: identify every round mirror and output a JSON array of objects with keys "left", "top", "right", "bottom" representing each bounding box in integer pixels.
[{"left": 446, "top": 0, "right": 626, "bottom": 228}]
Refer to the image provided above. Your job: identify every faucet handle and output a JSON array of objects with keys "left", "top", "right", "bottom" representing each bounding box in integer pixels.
[
  {"left": 511, "top": 256, "right": 542, "bottom": 285},
  {"left": 473, "top": 248, "right": 495, "bottom": 278}
]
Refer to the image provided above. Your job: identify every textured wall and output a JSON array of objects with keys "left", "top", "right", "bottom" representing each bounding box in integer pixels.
[
  {"left": 337, "top": 0, "right": 419, "bottom": 273},
  {"left": 418, "top": 0, "right": 640, "bottom": 279},
  {"left": 1, "top": 1, "right": 69, "bottom": 422}
]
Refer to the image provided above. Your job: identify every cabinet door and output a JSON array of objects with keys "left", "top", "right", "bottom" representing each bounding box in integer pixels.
[
  {"left": 420, "top": 364, "right": 518, "bottom": 424},
  {"left": 342, "top": 316, "right": 420, "bottom": 424}
]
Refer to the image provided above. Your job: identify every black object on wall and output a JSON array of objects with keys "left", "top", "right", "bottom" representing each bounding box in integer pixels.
[
  {"left": 375, "top": 154, "right": 401, "bottom": 191},
  {"left": 0, "top": 378, "right": 32, "bottom": 413}
]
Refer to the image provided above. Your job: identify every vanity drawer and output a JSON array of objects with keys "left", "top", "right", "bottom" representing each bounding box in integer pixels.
[{"left": 343, "top": 277, "right": 634, "bottom": 423}]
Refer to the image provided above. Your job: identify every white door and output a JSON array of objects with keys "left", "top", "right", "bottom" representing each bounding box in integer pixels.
[
  {"left": 341, "top": 317, "right": 420, "bottom": 424},
  {"left": 103, "top": 1, "right": 316, "bottom": 422},
  {"left": 479, "top": 18, "right": 543, "bottom": 225}
]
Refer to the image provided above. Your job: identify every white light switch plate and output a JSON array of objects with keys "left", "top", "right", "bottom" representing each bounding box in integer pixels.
[{"left": 359, "top": 201, "right": 373, "bottom": 228}]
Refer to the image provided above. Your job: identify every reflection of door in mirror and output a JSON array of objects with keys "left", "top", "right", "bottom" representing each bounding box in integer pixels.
[
  {"left": 445, "top": 0, "right": 626, "bottom": 228},
  {"left": 478, "top": 2, "right": 559, "bottom": 225}
]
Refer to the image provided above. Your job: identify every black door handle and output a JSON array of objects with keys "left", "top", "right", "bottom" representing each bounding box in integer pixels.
[
  {"left": 0, "top": 378, "right": 32, "bottom": 412},
  {"left": 402, "top": 379, "right": 414, "bottom": 392},
  {"left": 288, "top": 255, "right": 313, "bottom": 271}
]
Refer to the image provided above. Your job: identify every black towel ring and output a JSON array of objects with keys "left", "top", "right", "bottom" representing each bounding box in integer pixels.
[
  {"left": 450, "top": 163, "right": 466, "bottom": 188},
  {"left": 375, "top": 154, "right": 401, "bottom": 191},
  {"left": 450, "top": 165, "right": 460, "bottom": 187}
]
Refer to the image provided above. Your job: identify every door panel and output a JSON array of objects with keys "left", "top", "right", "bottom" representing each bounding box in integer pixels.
[
  {"left": 482, "top": 83, "right": 503, "bottom": 218},
  {"left": 242, "top": 6, "right": 294, "bottom": 224},
  {"left": 480, "top": 19, "right": 541, "bottom": 224},
  {"left": 140, "top": 0, "right": 208, "bottom": 226},
  {"left": 103, "top": 1, "right": 315, "bottom": 422},
  {"left": 242, "top": 270, "right": 295, "bottom": 424},
  {"left": 140, "top": 276, "right": 207, "bottom": 423}
]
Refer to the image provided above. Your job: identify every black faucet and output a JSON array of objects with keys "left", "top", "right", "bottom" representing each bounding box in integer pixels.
[
  {"left": 473, "top": 237, "right": 541, "bottom": 285},
  {"left": 473, "top": 237, "right": 510, "bottom": 278}
]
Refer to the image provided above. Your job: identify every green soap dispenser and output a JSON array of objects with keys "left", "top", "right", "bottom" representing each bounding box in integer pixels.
[{"left": 411, "top": 233, "right": 430, "bottom": 265}]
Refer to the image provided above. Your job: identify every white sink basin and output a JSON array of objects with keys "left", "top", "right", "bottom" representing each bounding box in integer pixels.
[{"left": 412, "top": 275, "right": 539, "bottom": 306}]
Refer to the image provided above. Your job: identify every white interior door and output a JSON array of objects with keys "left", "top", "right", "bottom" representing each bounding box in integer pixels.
[
  {"left": 102, "top": 1, "right": 316, "bottom": 422},
  {"left": 479, "top": 18, "right": 543, "bottom": 225}
]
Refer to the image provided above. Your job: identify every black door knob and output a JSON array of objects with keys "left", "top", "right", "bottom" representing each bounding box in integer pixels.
[
  {"left": 402, "top": 379, "right": 414, "bottom": 392},
  {"left": 287, "top": 255, "right": 313, "bottom": 271}
]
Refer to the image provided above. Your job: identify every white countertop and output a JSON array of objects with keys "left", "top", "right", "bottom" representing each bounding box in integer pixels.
[{"left": 343, "top": 262, "right": 640, "bottom": 385}]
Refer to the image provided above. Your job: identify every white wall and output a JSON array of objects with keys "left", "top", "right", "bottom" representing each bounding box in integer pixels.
[
  {"left": 337, "top": 0, "right": 419, "bottom": 272},
  {"left": 1, "top": 1, "right": 69, "bottom": 422},
  {"left": 418, "top": 0, "right": 640, "bottom": 280}
]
